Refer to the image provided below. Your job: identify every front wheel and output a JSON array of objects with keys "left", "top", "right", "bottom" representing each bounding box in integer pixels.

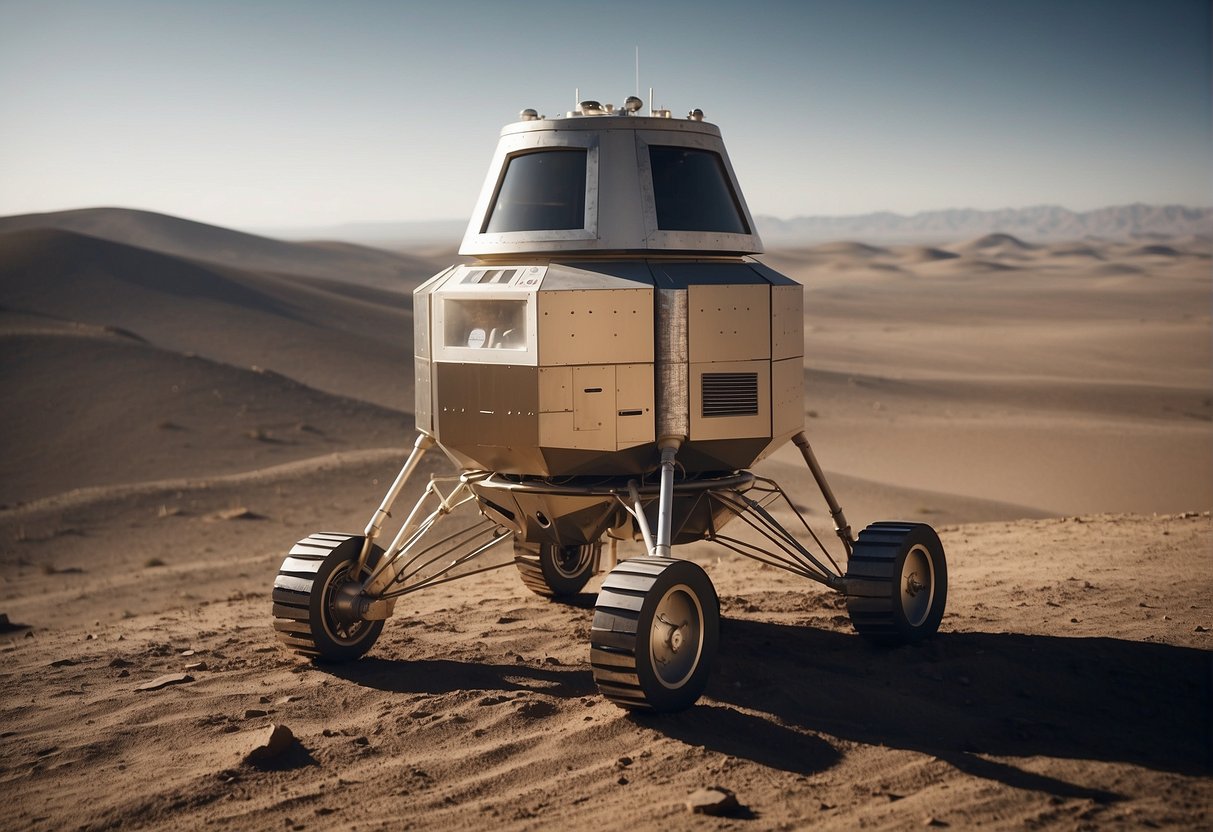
[
  {"left": 272, "top": 533, "right": 385, "bottom": 661},
  {"left": 844, "top": 522, "right": 948, "bottom": 645},
  {"left": 590, "top": 558, "right": 719, "bottom": 712}
]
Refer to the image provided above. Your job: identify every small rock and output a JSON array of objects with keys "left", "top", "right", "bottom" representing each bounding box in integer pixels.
[
  {"left": 180, "top": 649, "right": 195, "bottom": 657},
  {"left": 108, "top": 657, "right": 134, "bottom": 668},
  {"left": 617, "top": 775, "right": 629, "bottom": 785},
  {"left": 617, "top": 756, "right": 633, "bottom": 768},
  {"left": 353, "top": 736, "right": 370, "bottom": 746},
  {"left": 1196, "top": 625, "right": 1210, "bottom": 633},
  {"left": 925, "top": 818, "right": 950, "bottom": 828},
  {"left": 49, "top": 658, "right": 78, "bottom": 667},
  {"left": 543, "top": 656, "right": 559, "bottom": 665},
  {"left": 259, "top": 695, "right": 272, "bottom": 704},
  {"left": 185, "top": 661, "right": 208, "bottom": 671},
  {"left": 86, "top": 633, "right": 97, "bottom": 641},
  {"left": 116, "top": 669, "right": 130, "bottom": 678},
  {"left": 135, "top": 673, "right": 194, "bottom": 691},
  {"left": 686, "top": 786, "right": 740, "bottom": 816},
  {"left": 244, "top": 709, "right": 269, "bottom": 719},
  {"left": 243, "top": 724, "right": 296, "bottom": 765},
  {"left": 276, "top": 695, "right": 301, "bottom": 705}
]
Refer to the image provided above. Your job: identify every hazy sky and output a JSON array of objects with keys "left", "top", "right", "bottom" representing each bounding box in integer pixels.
[{"left": 1, "top": 0, "right": 1209, "bottom": 229}]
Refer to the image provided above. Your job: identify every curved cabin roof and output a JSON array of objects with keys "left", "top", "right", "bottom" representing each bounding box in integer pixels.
[{"left": 460, "top": 111, "right": 764, "bottom": 259}]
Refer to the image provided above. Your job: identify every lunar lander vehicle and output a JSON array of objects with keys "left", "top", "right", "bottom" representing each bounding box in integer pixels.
[{"left": 272, "top": 96, "right": 948, "bottom": 712}]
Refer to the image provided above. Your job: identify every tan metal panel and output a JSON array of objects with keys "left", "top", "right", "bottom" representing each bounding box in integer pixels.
[
  {"left": 433, "top": 363, "right": 538, "bottom": 450},
  {"left": 572, "top": 365, "right": 616, "bottom": 450},
  {"left": 414, "top": 357, "right": 432, "bottom": 434},
  {"left": 771, "top": 356, "right": 804, "bottom": 439},
  {"left": 770, "top": 284, "right": 804, "bottom": 361},
  {"left": 615, "top": 363, "right": 654, "bottom": 447},
  {"left": 538, "top": 366, "right": 573, "bottom": 413},
  {"left": 537, "top": 289, "right": 653, "bottom": 366},
  {"left": 688, "top": 284, "right": 770, "bottom": 363},
  {"left": 688, "top": 359, "right": 770, "bottom": 441},
  {"left": 539, "top": 411, "right": 577, "bottom": 449}
]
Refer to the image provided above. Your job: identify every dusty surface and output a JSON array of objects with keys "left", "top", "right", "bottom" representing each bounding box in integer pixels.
[{"left": 1, "top": 212, "right": 1210, "bottom": 830}]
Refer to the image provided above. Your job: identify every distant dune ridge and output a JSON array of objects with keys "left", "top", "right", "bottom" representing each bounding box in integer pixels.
[
  {"left": 247, "top": 202, "right": 1213, "bottom": 247},
  {"left": 0, "top": 205, "right": 1210, "bottom": 830},
  {"left": 755, "top": 202, "right": 1213, "bottom": 244}
]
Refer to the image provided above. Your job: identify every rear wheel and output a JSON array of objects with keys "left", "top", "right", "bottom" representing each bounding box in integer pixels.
[
  {"left": 272, "top": 533, "right": 385, "bottom": 661},
  {"left": 590, "top": 558, "right": 719, "bottom": 712},
  {"left": 514, "top": 538, "right": 599, "bottom": 598},
  {"left": 844, "top": 522, "right": 947, "bottom": 645}
]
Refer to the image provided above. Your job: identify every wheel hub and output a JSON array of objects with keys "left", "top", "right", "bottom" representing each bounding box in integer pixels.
[
  {"left": 330, "top": 575, "right": 368, "bottom": 626},
  {"left": 657, "top": 613, "right": 686, "bottom": 654},
  {"left": 905, "top": 572, "right": 925, "bottom": 596}
]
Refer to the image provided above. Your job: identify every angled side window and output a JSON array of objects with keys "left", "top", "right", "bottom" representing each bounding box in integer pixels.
[
  {"left": 649, "top": 146, "right": 749, "bottom": 234},
  {"left": 483, "top": 149, "right": 588, "bottom": 233}
]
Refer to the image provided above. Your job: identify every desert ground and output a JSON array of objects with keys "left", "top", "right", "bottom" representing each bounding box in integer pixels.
[{"left": 1, "top": 209, "right": 1210, "bottom": 830}]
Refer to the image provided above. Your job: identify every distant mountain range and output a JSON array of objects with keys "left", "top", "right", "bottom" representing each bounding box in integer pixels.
[
  {"left": 3, "top": 204, "right": 1209, "bottom": 253},
  {"left": 754, "top": 203, "right": 1212, "bottom": 244},
  {"left": 254, "top": 203, "right": 1211, "bottom": 246}
]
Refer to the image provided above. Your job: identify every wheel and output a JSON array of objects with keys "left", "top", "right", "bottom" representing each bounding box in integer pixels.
[
  {"left": 844, "top": 522, "right": 948, "bottom": 645},
  {"left": 271, "top": 533, "right": 386, "bottom": 661},
  {"left": 590, "top": 557, "right": 719, "bottom": 712},
  {"left": 514, "top": 537, "right": 599, "bottom": 598}
]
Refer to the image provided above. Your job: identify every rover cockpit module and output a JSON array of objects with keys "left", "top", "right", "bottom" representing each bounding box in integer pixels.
[{"left": 271, "top": 97, "right": 948, "bottom": 712}]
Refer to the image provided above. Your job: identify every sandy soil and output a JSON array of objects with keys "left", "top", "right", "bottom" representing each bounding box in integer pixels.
[{"left": 1, "top": 214, "right": 1210, "bottom": 830}]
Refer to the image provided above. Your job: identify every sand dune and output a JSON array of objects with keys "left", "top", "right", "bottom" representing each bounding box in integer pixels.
[
  {"left": 0, "top": 324, "right": 409, "bottom": 505},
  {"left": 0, "top": 229, "right": 420, "bottom": 410},
  {"left": 0, "top": 207, "right": 446, "bottom": 290},
  {"left": 1, "top": 210, "right": 1210, "bottom": 830}
]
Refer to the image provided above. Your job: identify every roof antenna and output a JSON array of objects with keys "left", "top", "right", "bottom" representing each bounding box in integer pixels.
[{"left": 634, "top": 46, "right": 639, "bottom": 98}]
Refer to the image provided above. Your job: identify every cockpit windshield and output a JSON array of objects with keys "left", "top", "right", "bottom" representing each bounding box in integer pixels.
[
  {"left": 649, "top": 146, "right": 749, "bottom": 234},
  {"left": 483, "top": 149, "right": 587, "bottom": 233}
]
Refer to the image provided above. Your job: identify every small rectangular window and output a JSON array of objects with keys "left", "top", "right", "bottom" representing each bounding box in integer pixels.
[
  {"left": 483, "top": 149, "right": 587, "bottom": 233},
  {"left": 443, "top": 298, "right": 527, "bottom": 350},
  {"left": 649, "top": 146, "right": 749, "bottom": 234}
]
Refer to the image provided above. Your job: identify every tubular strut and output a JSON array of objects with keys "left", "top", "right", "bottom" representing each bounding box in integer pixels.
[
  {"left": 653, "top": 439, "right": 681, "bottom": 557},
  {"left": 792, "top": 431, "right": 854, "bottom": 556},
  {"left": 355, "top": 432, "right": 434, "bottom": 573}
]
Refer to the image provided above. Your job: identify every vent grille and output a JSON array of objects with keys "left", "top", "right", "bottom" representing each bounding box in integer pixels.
[{"left": 701, "top": 372, "right": 759, "bottom": 417}]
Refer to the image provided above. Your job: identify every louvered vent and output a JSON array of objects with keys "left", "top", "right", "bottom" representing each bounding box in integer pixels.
[{"left": 701, "top": 372, "right": 759, "bottom": 417}]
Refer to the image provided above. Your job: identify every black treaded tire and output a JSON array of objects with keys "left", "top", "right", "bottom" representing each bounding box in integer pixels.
[
  {"left": 590, "top": 557, "right": 719, "bottom": 712},
  {"left": 272, "top": 533, "right": 385, "bottom": 661},
  {"left": 514, "top": 537, "right": 599, "bottom": 598},
  {"left": 845, "top": 522, "right": 948, "bottom": 645}
]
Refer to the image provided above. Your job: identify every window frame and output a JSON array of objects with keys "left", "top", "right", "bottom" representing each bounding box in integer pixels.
[
  {"left": 471, "top": 134, "right": 600, "bottom": 246},
  {"left": 635, "top": 131, "right": 758, "bottom": 253}
]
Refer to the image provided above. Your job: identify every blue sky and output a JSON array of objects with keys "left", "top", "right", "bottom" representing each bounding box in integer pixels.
[{"left": 1, "top": 0, "right": 1209, "bottom": 229}]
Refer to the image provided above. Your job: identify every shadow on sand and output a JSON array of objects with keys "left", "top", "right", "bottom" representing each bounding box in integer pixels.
[{"left": 329, "top": 615, "right": 1210, "bottom": 799}]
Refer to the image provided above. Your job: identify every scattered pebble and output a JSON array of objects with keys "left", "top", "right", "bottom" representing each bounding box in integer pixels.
[
  {"left": 1196, "top": 626, "right": 1209, "bottom": 633},
  {"left": 243, "top": 724, "right": 297, "bottom": 765},
  {"left": 244, "top": 709, "right": 268, "bottom": 719},
  {"left": 108, "top": 657, "right": 133, "bottom": 668},
  {"left": 617, "top": 756, "right": 633, "bottom": 768},
  {"left": 135, "top": 673, "right": 194, "bottom": 692},
  {"left": 686, "top": 786, "right": 740, "bottom": 816},
  {"left": 49, "top": 658, "right": 78, "bottom": 667}
]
